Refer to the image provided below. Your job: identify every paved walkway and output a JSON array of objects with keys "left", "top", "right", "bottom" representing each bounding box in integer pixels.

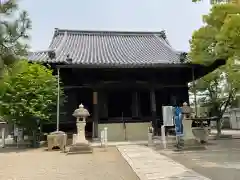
[{"left": 117, "top": 145, "right": 210, "bottom": 180}]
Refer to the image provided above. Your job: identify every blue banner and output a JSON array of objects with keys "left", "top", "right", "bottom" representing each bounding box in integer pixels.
[{"left": 174, "top": 107, "right": 183, "bottom": 137}]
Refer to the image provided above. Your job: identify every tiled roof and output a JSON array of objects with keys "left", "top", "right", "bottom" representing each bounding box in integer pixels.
[{"left": 28, "top": 29, "right": 184, "bottom": 67}]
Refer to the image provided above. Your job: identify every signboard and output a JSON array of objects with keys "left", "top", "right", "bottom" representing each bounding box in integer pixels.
[
  {"left": 14, "top": 127, "right": 23, "bottom": 141},
  {"left": 174, "top": 107, "right": 183, "bottom": 137},
  {"left": 175, "top": 122, "right": 183, "bottom": 136},
  {"left": 17, "top": 129, "right": 23, "bottom": 141},
  {"left": 162, "top": 106, "right": 174, "bottom": 126},
  {"left": 14, "top": 127, "right": 18, "bottom": 137}
]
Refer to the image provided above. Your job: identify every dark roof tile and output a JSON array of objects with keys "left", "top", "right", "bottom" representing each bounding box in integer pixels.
[{"left": 28, "top": 29, "right": 183, "bottom": 67}]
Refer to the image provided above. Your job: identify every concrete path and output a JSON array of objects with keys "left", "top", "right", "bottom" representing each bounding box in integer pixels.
[{"left": 117, "top": 145, "right": 210, "bottom": 180}]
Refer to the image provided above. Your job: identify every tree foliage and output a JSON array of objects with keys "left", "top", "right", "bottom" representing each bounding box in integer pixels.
[
  {"left": 190, "top": 60, "right": 239, "bottom": 115},
  {"left": 189, "top": 3, "right": 240, "bottom": 106},
  {"left": 0, "top": 0, "right": 31, "bottom": 73},
  {"left": 0, "top": 60, "right": 64, "bottom": 130},
  {"left": 189, "top": 4, "right": 240, "bottom": 64},
  {"left": 189, "top": 4, "right": 240, "bottom": 134}
]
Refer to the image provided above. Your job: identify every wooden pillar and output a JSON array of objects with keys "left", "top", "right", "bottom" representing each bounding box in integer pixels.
[
  {"left": 150, "top": 89, "right": 157, "bottom": 134},
  {"left": 67, "top": 89, "right": 78, "bottom": 122},
  {"left": 132, "top": 92, "right": 139, "bottom": 117},
  {"left": 93, "top": 91, "right": 99, "bottom": 138},
  {"left": 98, "top": 91, "right": 108, "bottom": 118},
  {"left": 183, "top": 85, "right": 190, "bottom": 105}
]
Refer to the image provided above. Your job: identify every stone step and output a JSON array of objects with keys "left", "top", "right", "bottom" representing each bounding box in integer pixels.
[
  {"left": 154, "top": 138, "right": 207, "bottom": 151},
  {"left": 67, "top": 143, "right": 93, "bottom": 154}
]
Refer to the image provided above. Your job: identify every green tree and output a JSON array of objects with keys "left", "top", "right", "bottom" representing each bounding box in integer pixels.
[
  {"left": 0, "top": 60, "right": 65, "bottom": 134},
  {"left": 190, "top": 61, "right": 239, "bottom": 135},
  {"left": 0, "top": 0, "right": 31, "bottom": 74},
  {"left": 189, "top": 4, "right": 240, "bottom": 136}
]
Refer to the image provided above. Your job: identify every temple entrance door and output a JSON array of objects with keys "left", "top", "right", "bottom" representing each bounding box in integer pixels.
[
  {"left": 107, "top": 90, "right": 132, "bottom": 141},
  {"left": 108, "top": 90, "right": 132, "bottom": 118},
  {"left": 76, "top": 88, "right": 93, "bottom": 140}
]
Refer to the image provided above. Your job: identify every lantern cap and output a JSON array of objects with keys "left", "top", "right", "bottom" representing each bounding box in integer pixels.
[{"left": 73, "top": 104, "right": 90, "bottom": 118}]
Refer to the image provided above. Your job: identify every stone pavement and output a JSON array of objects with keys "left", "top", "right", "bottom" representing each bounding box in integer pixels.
[
  {"left": 160, "top": 139, "right": 240, "bottom": 180},
  {"left": 117, "top": 145, "right": 210, "bottom": 180},
  {"left": 211, "top": 129, "right": 240, "bottom": 138},
  {"left": 0, "top": 147, "right": 139, "bottom": 180}
]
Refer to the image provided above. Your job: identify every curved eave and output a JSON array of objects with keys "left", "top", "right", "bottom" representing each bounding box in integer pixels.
[
  {"left": 192, "top": 59, "right": 226, "bottom": 80},
  {"left": 53, "top": 62, "right": 193, "bottom": 69}
]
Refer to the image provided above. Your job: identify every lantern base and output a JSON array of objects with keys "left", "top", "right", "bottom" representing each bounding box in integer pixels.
[{"left": 67, "top": 143, "right": 92, "bottom": 154}]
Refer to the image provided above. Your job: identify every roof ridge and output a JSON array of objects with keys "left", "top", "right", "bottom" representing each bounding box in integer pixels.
[{"left": 54, "top": 28, "right": 166, "bottom": 36}]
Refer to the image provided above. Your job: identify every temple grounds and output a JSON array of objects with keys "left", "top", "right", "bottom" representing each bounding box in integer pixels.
[
  {"left": 0, "top": 147, "right": 139, "bottom": 180},
  {"left": 1, "top": 136, "right": 240, "bottom": 180}
]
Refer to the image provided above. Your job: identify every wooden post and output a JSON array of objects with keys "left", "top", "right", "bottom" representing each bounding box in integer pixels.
[
  {"left": 132, "top": 92, "right": 139, "bottom": 117},
  {"left": 93, "top": 91, "right": 99, "bottom": 139},
  {"left": 150, "top": 89, "right": 157, "bottom": 135}
]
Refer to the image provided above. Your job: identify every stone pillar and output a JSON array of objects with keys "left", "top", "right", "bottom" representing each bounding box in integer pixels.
[
  {"left": 182, "top": 102, "right": 196, "bottom": 144},
  {"left": 93, "top": 91, "right": 99, "bottom": 138},
  {"left": 76, "top": 118, "right": 88, "bottom": 144}
]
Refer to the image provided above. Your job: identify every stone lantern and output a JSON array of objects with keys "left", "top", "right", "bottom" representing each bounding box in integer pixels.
[
  {"left": 181, "top": 102, "right": 196, "bottom": 144},
  {"left": 68, "top": 104, "right": 92, "bottom": 154},
  {"left": 182, "top": 102, "right": 192, "bottom": 118}
]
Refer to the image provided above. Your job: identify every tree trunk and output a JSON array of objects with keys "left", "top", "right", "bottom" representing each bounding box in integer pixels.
[{"left": 31, "top": 128, "right": 39, "bottom": 148}]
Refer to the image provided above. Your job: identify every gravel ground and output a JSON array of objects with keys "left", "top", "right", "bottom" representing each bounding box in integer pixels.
[
  {"left": 0, "top": 147, "right": 139, "bottom": 180},
  {"left": 159, "top": 139, "right": 240, "bottom": 180}
]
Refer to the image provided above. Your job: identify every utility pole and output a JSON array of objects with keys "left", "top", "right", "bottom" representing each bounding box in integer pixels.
[{"left": 56, "top": 68, "right": 60, "bottom": 132}]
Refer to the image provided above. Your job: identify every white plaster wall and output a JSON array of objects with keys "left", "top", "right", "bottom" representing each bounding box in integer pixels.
[{"left": 98, "top": 122, "right": 150, "bottom": 141}]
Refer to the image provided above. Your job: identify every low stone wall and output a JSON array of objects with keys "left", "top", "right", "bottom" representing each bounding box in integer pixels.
[{"left": 98, "top": 122, "right": 150, "bottom": 141}]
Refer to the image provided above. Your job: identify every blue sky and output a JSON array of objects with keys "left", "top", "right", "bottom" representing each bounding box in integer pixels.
[{"left": 19, "top": 0, "right": 211, "bottom": 52}]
